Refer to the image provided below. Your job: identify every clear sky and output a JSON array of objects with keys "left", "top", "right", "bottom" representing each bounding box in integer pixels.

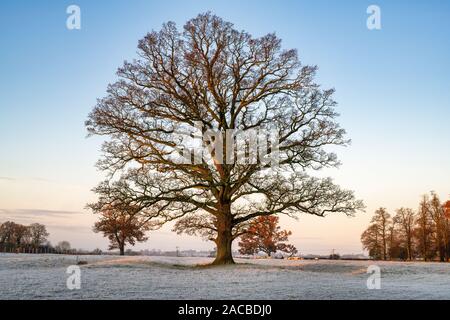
[{"left": 1, "top": 0, "right": 449, "bottom": 254}]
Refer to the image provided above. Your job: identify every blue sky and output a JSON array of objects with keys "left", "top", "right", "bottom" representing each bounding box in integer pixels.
[{"left": 1, "top": 0, "right": 449, "bottom": 254}]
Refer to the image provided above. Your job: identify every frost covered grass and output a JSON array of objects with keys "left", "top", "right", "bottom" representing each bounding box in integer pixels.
[{"left": 0, "top": 253, "right": 449, "bottom": 299}]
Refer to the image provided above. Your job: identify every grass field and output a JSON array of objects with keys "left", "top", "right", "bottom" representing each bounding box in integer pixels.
[{"left": 0, "top": 253, "right": 449, "bottom": 299}]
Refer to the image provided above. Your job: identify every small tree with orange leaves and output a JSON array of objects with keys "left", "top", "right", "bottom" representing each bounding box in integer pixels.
[
  {"left": 238, "top": 216, "right": 297, "bottom": 257},
  {"left": 91, "top": 203, "right": 151, "bottom": 255}
]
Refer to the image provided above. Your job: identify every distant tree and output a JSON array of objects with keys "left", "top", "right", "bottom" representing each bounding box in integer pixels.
[
  {"left": 91, "top": 203, "right": 151, "bottom": 256},
  {"left": 387, "top": 220, "right": 400, "bottom": 260},
  {"left": 370, "top": 208, "right": 391, "bottom": 260},
  {"left": 91, "top": 248, "right": 103, "bottom": 255},
  {"left": 361, "top": 224, "right": 382, "bottom": 260},
  {"left": 0, "top": 222, "right": 42, "bottom": 251},
  {"left": 363, "top": 195, "right": 450, "bottom": 262},
  {"left": 429, "top": 192, "right": 448, "bottom": 262},
  {"left": 0, "top": 222, "right": 34, "bottom": 248},
  {"left": 415, "top": 195, "right": 435, "bottom": 261},
  {"left": 86, "top": 12, "right": 364, "bottom": 265},
  {"left": 329, "top": 253, "right": 340, "bottom": 260},
  {"left": 0, "top": 221, "right": 19, "bottom": 245},
  {"left": 55, "top": 241, "right": 71, "bottom": 253},
  {"left": 13, "top": 224, "right": 31, "bottom": 246},
  {"left": 0, "top": 222, "right": 4, "bottom": 244},
  {"left": 443, "top": 201, "right": 450, "bottom": 260},
  {"left": 42, "top": 241, "right": 53, "bottom": 253},
  {"left": 277, "top": 243, "right": 298, "bottom": 257},
  {"left": 0, "top": 221, "right": 16, "bottom": 244},
  {"left": 393, "top": 208, "right": 415, "bottom": 261},
  {"left": 238, "top": 216, "right": 297, "bottom": 257},
  {"left": 28, "top": 223, "right": 49, "bottom": 247}
]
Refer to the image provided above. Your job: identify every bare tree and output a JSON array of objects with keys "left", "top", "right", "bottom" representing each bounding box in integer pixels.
[
  {"left": 393, "top": 208, "right": 415, "bottom": 261},
  {"left": 443, "top": 200, "right": 450, "bottom": 260},
  {"left": 387, "top": 219, "right": 399, "bottom": 260},
  {"left": 0, "top": 221, "right": 18, "bottom": 245},
  {"left": 429, "top": 192, "right": 448, "bottom": 261},
  {"left": 361, "top": 224, "right": 382, "bottom": 260},
  {"left": 27, "top": 223, "right": 49, "bottom": 248},
  {"left": 86, "top": 12, "right": 363, "bottom": 264},
  {"left": 55, "top": 241, "right": 71, "bottom": 253},
  {"left": 415, "top": 195, "right": 434, "bottom": 261},
  {"left": 370, "top": 208, "right": 391, "bottom": 260},
  {"left": 0, "top": 222, "right": 32, "bottom": 251}
]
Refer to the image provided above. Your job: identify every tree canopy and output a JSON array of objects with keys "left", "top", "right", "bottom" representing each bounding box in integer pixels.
[{"left": 86, "top": 12, "right": 364, "bottom": 264}]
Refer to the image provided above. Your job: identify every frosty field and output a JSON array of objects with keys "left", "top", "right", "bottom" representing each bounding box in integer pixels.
[{"left": 0, "top": 253, "right": 449, "bottom": 299}]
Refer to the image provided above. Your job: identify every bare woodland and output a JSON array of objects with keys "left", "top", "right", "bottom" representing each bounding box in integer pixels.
[
  {"left": 362, "top": 193, "right": 450, "bottom": 261},
  {"left": 0, "top": 222, "right": 50, "bottom": 253}
]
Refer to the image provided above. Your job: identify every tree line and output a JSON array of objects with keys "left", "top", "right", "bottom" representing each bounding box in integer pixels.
[
  {"left": 361, "top": 192, "right": 450, "bottom": 262},
  {"left": 0, "top": 221, "right": 49, "bottom": 252},
  {"left": 0, "top": 221, "right": 76, "bottom": 254}
]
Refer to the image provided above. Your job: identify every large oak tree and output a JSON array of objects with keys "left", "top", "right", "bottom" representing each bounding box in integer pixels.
[{"left": 86, "top": 12, "right": 363, "bottom": 265}]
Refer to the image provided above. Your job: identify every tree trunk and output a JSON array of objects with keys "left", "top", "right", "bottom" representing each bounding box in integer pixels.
[
  {"left": 407, "top": 240, "right": 412, "bottom": 261},
  {"left": 119, "top": 244, "right": 125, "bottom": 256},
  {"left": 423, "top": 240, "right": 428, "bottom": 262},
  {"left": 439, "top": 247, "right": 445, "bottom": 262},
  {"left": 212, "top": 208, "right": 235, "bottom": 265},
  {"left": 444, "top": 221, "right": 449, "bottom": 262}
]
